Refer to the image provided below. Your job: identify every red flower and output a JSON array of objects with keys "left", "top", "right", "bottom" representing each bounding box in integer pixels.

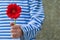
[{"left": 6, "top": 4, "right": 21, "bottom": 19}]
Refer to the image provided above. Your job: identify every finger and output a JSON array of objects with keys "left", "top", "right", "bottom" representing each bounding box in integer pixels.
[
  {"left": 12, "top": 35, "right": 20, "bottom": 38},
  {"left": 11, "top": 25, "right": 18, "bottom": 29},
  {"left": 11, "top": 33, "right": 20, "bottom": 38},
  {"left": 11, "top": 26, "right": 17, "bottom": 29},
  {"left": 12, "top": 25, "right": 20, "bottom": 29},
  {"left": 11, "top": 29, "right": 17, "bottom": 33},
  {"left": 10, "top": 22, "right": 15, "bottom": 26},
  {"left": 12, "top": 33, "right": 17, "bottom": 38}
]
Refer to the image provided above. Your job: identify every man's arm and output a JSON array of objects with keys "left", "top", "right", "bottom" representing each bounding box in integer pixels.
[{"left": 21, "top": 0, "right": 45, "bottom": 39}]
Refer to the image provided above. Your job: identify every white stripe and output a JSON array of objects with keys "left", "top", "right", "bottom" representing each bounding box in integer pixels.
[
  {"left": 0, "top": 27, "right": 11, "bottom": 29},
  {"left": 0, "top": 24, "right": 27, "bottom": 26},
  {"left": 17, "top": 3, "right": 28, "bottom": 6},
  {"left": 0, "top": 7, "right": 29, "bottom": 10},
  {"left": 0, "top": 9, "right": 6, "bottom": 11},
  {"left": 0, "top": 12, "right": 29, "bottom": 14},
  {"left": 0, "top": 24, "right": 10, "bottom": 26},
  {"left": 0, "top": 39, "right": 11, "bottom": 40},
  {"left": 32, "top": 1, "right": 38, "bottom": 3},
  {"left": 0, "top": 18, "right": 28, "bottom": 20},
  {"left": 0, "top": 1, "right": 28, "bottom": 2},
  {"left": 0, "top": 15, "right": 30, "bottom": 17},
  {"left": 0, "top": 6, "right": 7, "bottom": 8},
  {"left": 0, "top": 6, "right": 28, "bottom": 9},
  {"left": 0, "top": 21, "right": 26, "bottom": 22},
  {"left": 0, "top": 3, "right": 28, "bottom": 5},
  {"left": 0, "top": 18, "right": 10, "bottom": 19},
  {"left": 30, "top": 3, "right": 38, "bottom": 7},
  {"left": 0, "top": 30, "right": 10, "bottom": 32},
  {"left": 0, "top": 36, "right": 11, "bottom": 38},
  {"left": 0, "top": 15, "right": 7, "bottom": 17},
  {"left": 0, "top": 30, "right": 11, "bottom": 34}
]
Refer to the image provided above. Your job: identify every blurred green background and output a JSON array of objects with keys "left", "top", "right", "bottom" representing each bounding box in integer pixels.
[{"left": 36, "top": 0, "right": 60, "bottom": 40}]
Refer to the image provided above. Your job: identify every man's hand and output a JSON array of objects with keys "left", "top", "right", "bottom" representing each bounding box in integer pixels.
[{"left": 10, "top": 22, "right": 23, "bottom": 38}]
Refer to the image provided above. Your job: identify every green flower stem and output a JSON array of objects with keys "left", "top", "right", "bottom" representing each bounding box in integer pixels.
[{"left": 14, "top": 19, "right": 16, "bottom": 25}]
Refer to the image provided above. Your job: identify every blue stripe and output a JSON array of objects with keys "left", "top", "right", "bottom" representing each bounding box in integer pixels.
[
  {"left": 0, "top": 19, "right": 30, "bottom": 21},
  {"left": 0, "top": 5, "right": 28, "bottom": 8},
  {"left": 0, "top": 31, "right": 10, "bottom": 33},
  {"left": 0, "top": 37, "right": 12, "bottom": 39},
  {"left": 33, "top": 18, "right": 41, "bottom": 23},
  {"left": 29, "top": 24, "right": 33, "bottom": 30}
]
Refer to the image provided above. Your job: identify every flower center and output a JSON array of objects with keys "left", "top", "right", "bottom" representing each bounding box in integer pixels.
[{"left": 12, "top": 9, "right": 16, "bottom": 13}]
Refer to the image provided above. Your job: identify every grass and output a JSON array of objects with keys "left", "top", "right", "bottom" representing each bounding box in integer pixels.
[{"left": 36, "top": 0, "right": 60, "bottom": 40}]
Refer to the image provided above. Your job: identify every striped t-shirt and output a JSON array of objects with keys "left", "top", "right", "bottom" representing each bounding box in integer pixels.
[{"left": 0, "top": 0, "right": 44, "bottom": 40}]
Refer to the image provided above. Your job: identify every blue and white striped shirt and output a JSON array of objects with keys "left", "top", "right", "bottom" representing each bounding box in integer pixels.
[{"left": 0, "top": 0, "right": 45, "bottom": 40}]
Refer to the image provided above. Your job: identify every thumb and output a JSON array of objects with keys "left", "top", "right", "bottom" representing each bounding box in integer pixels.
[{"left": 10, "top": 22, "right": 15, "bottom": 26}]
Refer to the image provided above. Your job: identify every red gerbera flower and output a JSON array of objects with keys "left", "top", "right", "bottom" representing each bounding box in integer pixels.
[{"left": 6, "top": 4, "right": 21, "bottom": 19}]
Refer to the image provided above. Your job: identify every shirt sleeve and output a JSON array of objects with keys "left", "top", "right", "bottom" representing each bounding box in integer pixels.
[{"left": 20, "top": 0, "right": 45, "bottom": 39}]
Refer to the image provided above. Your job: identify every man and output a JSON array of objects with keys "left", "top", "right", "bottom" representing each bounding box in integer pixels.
[{"left": 0, "top": 0, "right": 45, "bottom": 40}]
